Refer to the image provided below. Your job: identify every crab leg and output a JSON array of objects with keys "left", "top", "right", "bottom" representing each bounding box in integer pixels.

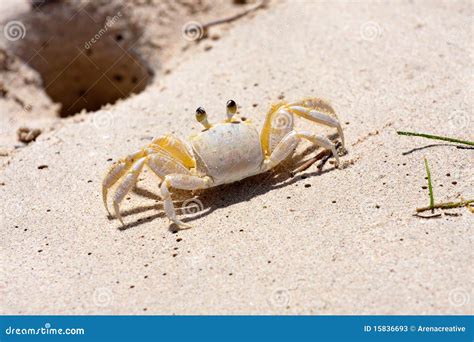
[
  {"left": 263, "top": 130, "right": 339, "bottom": 171},
  {"left": 286, "top": 98, "right": 345, "bottom": 149},
  {"left": 102, "top": 150, "right": 144, "bottom": 213},
  {"left": 298, "top": 131, "right": 340, "bottom": 167},
  {"left": 103, "top": 161, "right": 129, "bottom": 214},
  {"left": 263, "top": 131, "right": 300, "bottom": 169},
  {"left": 103, "top": 134, "right": 194, "bottom": 215},
  {"left": 160, "top": 174, "right": 212, "bottom": 229},
  {"left": 107, "top": 150, "right": 192, "bottom": 225},
  {"left": 112, "top": 157, "right": 147, "bottom": 225}
]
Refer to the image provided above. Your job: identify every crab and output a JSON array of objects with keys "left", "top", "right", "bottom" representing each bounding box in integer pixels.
[{"left": 102, "top": 98, "right": 345, "bottom": 228}]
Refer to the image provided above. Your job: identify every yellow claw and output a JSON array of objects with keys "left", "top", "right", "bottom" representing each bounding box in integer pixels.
[
  {"left": 151, "top": 135, "right": 195, "bottom": 169},
  {"left": 260, "top": 101, "right": 287, "bottom": 155}
]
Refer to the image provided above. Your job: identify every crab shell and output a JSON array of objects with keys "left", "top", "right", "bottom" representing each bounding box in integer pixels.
[{"left": 190, "top": 121, "right": 264, "bottom": 186}]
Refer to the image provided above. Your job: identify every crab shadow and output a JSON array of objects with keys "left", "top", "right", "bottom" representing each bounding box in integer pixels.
[{"left": 110, "top": 144, "right": 340, "bottom": 232}]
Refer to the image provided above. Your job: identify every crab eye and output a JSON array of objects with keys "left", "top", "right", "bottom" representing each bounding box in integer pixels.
[
  {"left": 226, "top": 100, "right": 237, "bottom": 120},
  {"left": 195, "top": 107, "right": 207, "bottom": 121},
  {"left": 226, "top": 100, "right": 236, "bottom": 113},
  {"left": 195, "top": 107, "right": 211, "bottom": 129}
]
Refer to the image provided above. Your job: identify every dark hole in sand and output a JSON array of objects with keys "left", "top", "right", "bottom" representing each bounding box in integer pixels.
[{"left": 10, "top": 2, "right": 152, "bottom": 117}]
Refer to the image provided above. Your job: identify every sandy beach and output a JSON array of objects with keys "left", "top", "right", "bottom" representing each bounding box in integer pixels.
[{"left": 0, "top": 0, "right": 472, "bottom": 314}]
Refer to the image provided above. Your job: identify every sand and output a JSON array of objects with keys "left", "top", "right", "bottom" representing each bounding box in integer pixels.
[{"left": 0, "top": 0, "right": 472, "bottom": 314}]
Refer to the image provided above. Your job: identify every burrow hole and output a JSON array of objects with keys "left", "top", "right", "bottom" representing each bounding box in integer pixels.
[{"left": 10, "top": 2, "right": 152, "bottom": 117}]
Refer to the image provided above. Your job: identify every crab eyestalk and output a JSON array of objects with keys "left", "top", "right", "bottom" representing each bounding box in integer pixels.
[
  {"left": 195, "top": 107, "right": 211, "bottom": 129},
  {"left": 226, "top": 100, "right": 237, "bottom": 122}
]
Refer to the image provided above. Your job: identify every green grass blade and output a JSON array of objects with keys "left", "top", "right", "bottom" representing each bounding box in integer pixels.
[
  {"left": 397, "top": 131, "right": 474, "bottom": 146},
  {"left": 424, "top": 158, "right": 435, "bottom": 212}
]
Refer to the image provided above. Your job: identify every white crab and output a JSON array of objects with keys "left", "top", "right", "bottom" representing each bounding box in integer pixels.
[{"left": 102, "top": 98, "right": 345, "bottom": 228}]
